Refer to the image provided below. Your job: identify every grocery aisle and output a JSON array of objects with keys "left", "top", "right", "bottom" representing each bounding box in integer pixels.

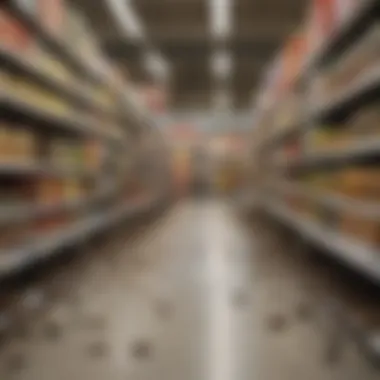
[{"left": 0, "top": 200, "right": 378, "bottom": 380}]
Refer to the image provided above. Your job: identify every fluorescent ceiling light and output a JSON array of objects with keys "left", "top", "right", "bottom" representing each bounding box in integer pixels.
[
  {"left": 107, "top": 0, "right": 145, "bottom": 40},
  {"left": 107, "top": 0, "right": 170, "bottom": 81},
  {"left": 211, "top": 51, "right": 232, "bottom": 79},
  {"left": 144, "top": 50, "right": 169, "bottom": 81},
  {"left": 209, "top": 0, "right": 233, "bottom": 39}
]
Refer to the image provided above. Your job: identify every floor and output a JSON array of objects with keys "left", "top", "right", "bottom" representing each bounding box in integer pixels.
[{"left": 0, "top": 199, "right": 378, "bottom": 380}]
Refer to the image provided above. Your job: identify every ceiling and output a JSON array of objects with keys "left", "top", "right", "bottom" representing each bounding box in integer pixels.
[{"left": 74, "top": 0, "right": 307, "bottom": 110}]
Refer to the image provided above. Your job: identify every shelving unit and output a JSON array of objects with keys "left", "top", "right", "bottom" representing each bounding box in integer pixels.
[
  {"left": 251, "top": 0, "right": 380, "bottom": 284},
  {"left": 0, "top": 1, "right": 169, "bottom": 278},
  {"left": 0, "top": 194, "right": 163, "bottom": 278},
  {"left": 314, "top": 65, "right": 380, "bottom": 122},
  {"left": 264, "top": 199, "right": 380, "bottom": 285},
  {"left": 3, "top": 0, "right": 103, "bottom": 85}
]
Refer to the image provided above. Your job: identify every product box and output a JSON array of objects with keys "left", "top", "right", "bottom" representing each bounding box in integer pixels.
[
  {"left": 63, "top": 179, "right": 83, "bottom": 200},
  {"left": 337, "top": 168, "right": 380, "bottom": 201},
  {"left": 348, "top": 102, "right": 380, "bottom": 137},
  {"left": 0, "top": 223, "right": 31, "bottom": 249},
  {"left": 0, "top": 125, "right": 37, "bottom": 163},
  {"left": 340, "top": 212, "right": 380, "bottom": 247},
  {"left": 37, "top": 178, "right": 64, "bottom": 205},
  {"left": 84, "top": 140, "right": 103, "bottom": 171}
]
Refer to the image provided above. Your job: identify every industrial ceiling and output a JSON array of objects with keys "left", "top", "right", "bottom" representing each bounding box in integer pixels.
[{"left": 74, "top": 0, "right": 307, "bottom": 110}]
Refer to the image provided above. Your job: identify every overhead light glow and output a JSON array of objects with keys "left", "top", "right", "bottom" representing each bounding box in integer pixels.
[
  {"left": 107, "top": 0, "right": 145, "bottom": 40},
  {"left": 107, "top": 0, "right": 170, "bottom": 81},
  {"left": 209, "top": 0, "right": 233, "bottom": 39},
  {"left": 144, "top": 50, "right": 169, "bottom": 81},
  {"left": 211, "top": 51, "right": 232, "bottom": 79}
]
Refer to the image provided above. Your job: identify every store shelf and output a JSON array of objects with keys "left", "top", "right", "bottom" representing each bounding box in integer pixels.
[
  {"left": 0, "top": 195, "right": 163, "bottom": 278},
  {"left": 0, "top": 161, "right": 44, "bottom": 176},
  {"left": 0, "top": 160, "right": 99, "bottom": 179},
  {"left": 264, "top": 199, "right": 380, "bottom": 285},
  {"left": 3, "top": 0, "right": 104, "bottom": 86},
  {"left": 280, "top": 138, "right": 380, "bottom": 170},
  {"left": 315, "top": 65, "right": 380, "bottom": 122},
  {"left": 0, "top": 200, "right": 79, "bottom": 226},
  {"left": 0, "top": 93, "right": 88, "bottom": 135},
  {"left": 274, "top": 180, "right": 380, "bottom": 220},
  {"left": 302, "top": 0, "right": 379, "bottom": 75},
  {"left": 262, "top": 123, "right": 302, "bottom": 150},
  {"left": 320, "top": 193, "right": 380, "bottom": 220},
  {"left": 0, "top": 46, "right": 118, "bottom": 118},
  {"left": 0, "top": 182, "right": 118, "bottom": 226},
  {"left": 0, "top": 46, "right": 91, "bottom": 108},
  {"left": 0, "top": 92, "right": 122, "bottom": 142}
]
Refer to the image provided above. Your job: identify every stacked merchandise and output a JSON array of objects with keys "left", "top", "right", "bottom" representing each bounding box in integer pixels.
[
  {"left": 0, "top": 0, "right": 168, "bottom": 275},
  {"left": 251, "top": 0, "right": 380, "bottom": 282}
]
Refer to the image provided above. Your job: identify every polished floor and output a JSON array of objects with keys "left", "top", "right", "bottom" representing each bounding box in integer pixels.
[{"left": 0, "top": 200, "right": 378, "bottom": 380}]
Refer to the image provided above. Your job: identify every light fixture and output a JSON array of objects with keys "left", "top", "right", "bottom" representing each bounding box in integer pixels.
[
  {"left": 209, "top": 0, "right": 233, "bottom": 39},
  {"left": 106, "top": 0, "right": 169, "bottom": 81},
  {"left": 107, "top": 0, "right": 145, "bottom": 40},
  {"left": 144, "top": 50, "right": 169, "bottom": 81},
  {"left": 211, "top": 50, "right": 232, "bottom": 79}
]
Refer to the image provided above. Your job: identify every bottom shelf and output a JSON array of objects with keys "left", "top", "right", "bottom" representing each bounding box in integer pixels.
[
  {"left": 263, "top": 199, "right": 380, "bottom": 285},
  {"left": 0, "top": 195, "right": 164, "bottom": 278}
]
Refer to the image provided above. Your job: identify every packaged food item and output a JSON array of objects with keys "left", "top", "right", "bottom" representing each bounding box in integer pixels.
[
  {"left": 307, "top": 127, "right": 353, "bottom": 152},
  {"left": 49, "top": 139, "right": 86, "bottom": 174},
  {"left": 13, "top": 128, "right": 37, "bottom": 162},
  {"left": 347, "top": 103, "right": 380, "bottom": 137},
  {"left": 63, "top": 179, "right": 83, "bottom": 200},
  {"left": 0, "top": 223, "right": 31, "bottom": 249},
  {"left": 340, "top": 212, "right": 380, "bottom": 247},
  {"left": 38, "top": 54, "right": 73, "bottom": 85},
  {"left": 335, "top": 167, "right": 380, "bottom": 201},
  {"left": 37, "top": 178, "right": 63, "bottom": 205},
  {"left": 0, "top": 125, "right": 37, "bottom": 163},
  {"left": 84, "top": 140, "right": 103, "bottom": 171},
  {"left": 33, "top": 213, "right": 71, "bottom": 235},
  {"left": 0, "top": 126, "right": 10, "bottom": 163},
  {"left": 313, "top": 25, "right": 380, "bottom": 101}
]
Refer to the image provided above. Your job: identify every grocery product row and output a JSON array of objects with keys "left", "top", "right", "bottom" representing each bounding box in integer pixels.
[
  {"left": 0, "top": 46, "right": 112, "bottom": 117},
  {"left": 0, "top": 193, "right": 164, "bottom": 279},
  {"left": 3, "top": 0, "right": 109, "bottom": 88},
  {"left": 250, "top": 0, "right": 380, "bottom": 283},
  {"left": 263, "top": 197, "right": 380, "bottom": 285},
  {"left": 0, "top": 122, "right": 104, "bottom": 170},
  {"left": 0, "top": 2, "right": 128, "bottom": 142},
  {"left": 0, "top": 0, "right": 169, "bottom": 279}
]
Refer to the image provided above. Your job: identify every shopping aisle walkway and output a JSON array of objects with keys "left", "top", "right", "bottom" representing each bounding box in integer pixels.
[{"left": 0, "top": 200, "right": 378, "bottom": 380}]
